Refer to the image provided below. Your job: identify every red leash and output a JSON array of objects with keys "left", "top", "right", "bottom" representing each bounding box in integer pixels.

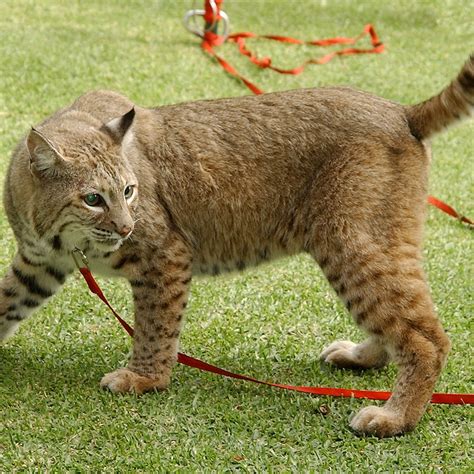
[
  {"left": 73, "top": 250, "right": 474, "bottom": 405},
  {"left": 185, "top": 1, "right": 473, "bottom": 227},
  {"left": 197, "top": 1, "right": 384, "bottom": 95},
  {"left": 427, "top": 195, "right": 473, "bottom": 226}
]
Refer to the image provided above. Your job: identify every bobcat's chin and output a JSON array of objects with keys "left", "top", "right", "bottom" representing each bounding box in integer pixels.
[{"left": 92, "top": 238, "right": 125, "bottom": 252}]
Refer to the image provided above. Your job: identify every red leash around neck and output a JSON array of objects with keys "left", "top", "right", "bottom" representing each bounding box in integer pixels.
[{"left": 74, "top": 251, "right": 473, "bottom": 405}]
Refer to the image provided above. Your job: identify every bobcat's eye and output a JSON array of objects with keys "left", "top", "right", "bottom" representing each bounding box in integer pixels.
[
  {"left": 84, "top": 193, "right": 103, "bottom": 207},
  {"left": 124, "top": 185, "right": 134, "bottom": 199}
]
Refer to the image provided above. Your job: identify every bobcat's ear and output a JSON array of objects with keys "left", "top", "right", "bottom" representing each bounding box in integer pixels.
[
  {"left": 103, "top": 107, "right": 135, "bottom": 144},
  {"left": 26, "top": 128, "right": 65, "bottom": 178}
]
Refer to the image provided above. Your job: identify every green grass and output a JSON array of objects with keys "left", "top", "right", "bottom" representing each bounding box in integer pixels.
[{"left": 0, "top": 0, "right": 473, "bottom": 471}]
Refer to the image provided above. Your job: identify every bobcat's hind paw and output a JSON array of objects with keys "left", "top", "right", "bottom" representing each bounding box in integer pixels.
[
  {"left": 100, "top": 368, "right": 170, "bottom": 395},
  {"left": 320, "top": 340, "right": 358, "bottom": 367},
  {"left": 350, "top": 406, "right": 413, "bottom": 438},
  {"left": 320, "top": 339, "right": 389, "bottom": 370}
]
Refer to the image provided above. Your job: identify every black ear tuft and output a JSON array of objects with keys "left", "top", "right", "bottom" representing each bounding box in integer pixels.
[
  {"left": 119, "top": 107, "right": 136, "bottom": 135},
  {"left": 103, "top": 107, "right": 135, "bottom": 143}
]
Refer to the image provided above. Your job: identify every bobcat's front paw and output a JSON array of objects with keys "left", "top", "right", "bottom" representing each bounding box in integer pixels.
[
  {"left": 100, "top": 368, "right": 170, "bottom": 394},
  {"left": 350, "top": 406, "right": 412, "bottom": 438}
]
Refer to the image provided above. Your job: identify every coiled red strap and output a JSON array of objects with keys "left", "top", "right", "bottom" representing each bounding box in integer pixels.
[{"left": 201, "top": 21, "right": 384, "bottom": 95}]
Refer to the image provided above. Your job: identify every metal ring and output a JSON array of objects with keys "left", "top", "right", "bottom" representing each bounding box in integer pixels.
[
  {"left": 183, "top": 1, "right": 230, "bottom": 41},
  {"left": 72, "top": 247, "right": 89, "bottom": 268},
  {"left": 183, "top": 9, "right": 207, "bottom": 38}
]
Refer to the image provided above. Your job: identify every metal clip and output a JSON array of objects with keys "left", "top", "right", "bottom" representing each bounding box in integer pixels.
[
  {"left": 72, "top": 247, "right": 89, "bottom": 269},
  {"left": 183, "top": 0, "right": 230, "bottom": 40}
]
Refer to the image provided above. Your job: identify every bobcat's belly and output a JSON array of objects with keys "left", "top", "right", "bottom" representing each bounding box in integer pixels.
[{"left": 192, "top": 242, "right": 299, "bottom": 276}]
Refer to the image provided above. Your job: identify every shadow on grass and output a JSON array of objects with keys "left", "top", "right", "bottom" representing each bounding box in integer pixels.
[{"left": 0, "top": 341, "right": 114, "bottom": 394}]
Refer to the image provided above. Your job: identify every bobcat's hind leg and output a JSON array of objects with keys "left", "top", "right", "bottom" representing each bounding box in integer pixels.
[
  {"left": 315, "top": 249, "right": 389, "bottom": 370},
  {"left": 313, "top": 244, "right": 450, "bottom": 437}
]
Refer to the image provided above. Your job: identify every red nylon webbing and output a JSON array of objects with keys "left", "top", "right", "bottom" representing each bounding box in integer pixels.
[
  {"left": 201, "top": 20, "right": 384, "bottom": 94},
  {"left": 227, "top": 24, "right": 384, "bottom": 76},
  {"left": 79, "top": 267, "right": 133, "bottom": 337},
  {"left": 78, "top": 266, "right": 474, "bottom": 405},
  {"left": 428, "top": 195, "right": 473, "bottom": 226}
]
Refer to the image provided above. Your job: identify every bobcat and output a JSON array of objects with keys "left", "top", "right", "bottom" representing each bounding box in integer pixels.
[{"left": 1, "top": 55, "right": 472, "bottom": 437}]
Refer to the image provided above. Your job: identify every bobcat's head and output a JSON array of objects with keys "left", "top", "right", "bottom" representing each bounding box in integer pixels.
[{"left": 25, "top": 108, "right": 139, "bottom": 253}]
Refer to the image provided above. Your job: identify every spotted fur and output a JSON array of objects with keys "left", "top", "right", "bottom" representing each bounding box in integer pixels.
[{"left": 1, "top": 55, "right": 472, "bottom": 437}]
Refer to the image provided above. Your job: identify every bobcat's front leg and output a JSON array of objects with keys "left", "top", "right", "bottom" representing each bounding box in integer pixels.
[
  {"left": 101, "top": 238, "right": 192, "bottom": 394},
  {"left": 0, "top": 252, "right": 69, "bottom": 340}
]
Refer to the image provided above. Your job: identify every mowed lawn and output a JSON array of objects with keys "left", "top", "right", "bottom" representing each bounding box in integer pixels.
[{"left": 0, "top": 0, "right": 472, "bottom": 471}]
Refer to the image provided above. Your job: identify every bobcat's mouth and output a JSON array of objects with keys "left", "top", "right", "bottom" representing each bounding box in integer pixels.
[{"left": 90, "top": 229, "right": 126, "bottom": 251}]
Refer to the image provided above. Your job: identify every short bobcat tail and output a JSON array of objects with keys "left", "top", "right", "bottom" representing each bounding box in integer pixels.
[{"left": 406, "top": 54, "right": 474, "bottom": 140}]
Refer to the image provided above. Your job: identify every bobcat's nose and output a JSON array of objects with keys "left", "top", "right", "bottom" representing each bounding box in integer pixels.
[{"left": 118, "top": 225, "right": 133, "bottom": 238}]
